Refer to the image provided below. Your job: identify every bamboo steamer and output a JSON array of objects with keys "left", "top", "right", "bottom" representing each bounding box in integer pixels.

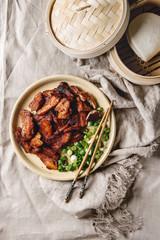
[
  {"left": 108, "top": 0, "right": 160, "bottom": 85},
  {"left": 45, "top": 0, "right": 130, "bottom": 58}
]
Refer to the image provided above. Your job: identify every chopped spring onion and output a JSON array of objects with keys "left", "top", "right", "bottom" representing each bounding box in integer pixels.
[
  {"left": 70, "top": 155, "right": 77, "bottom": 163},
  {"left": 60, "top": 156, "right": 67, "bottom": 161},
  {"left": 84, "top": 135, "right": 89, "bottom": 142},
  {"left": 81, "top": 140, "right": 86, "bottom": 147},
  {"left": 58, "top": 165, "right": 65, "bottom": 172},
  {"left": 97, "top": 107, "right": 103, "bottom": 111},
  {"left": 93, "top": 127, "right": 98, "bottom": 134},
  {"left": 71, "top": 146, "right": 77, "bottom": 151},
  {"left": 62, "top": 148, "right": 67, "bottom": 153},
  {"left": 98, "top": 142, "right": 102, "bottom": 148},
  {"left": 84, "top": 143, "right": 89, "bottom": 149},
  {"left": 78, "top": 147, "right": 83, "bottom": 152},
  {"left": 94, "top": 122, "right": 99, "bottom": 127},
  {"left": 86, "top": 131, "right": 92, "bottom": 137},
  {"left": 75, "top": 142, "right": 82, "bottom": 147},
  {"left": 88, "top": 149, "right": 93, "bottom": 155},
  {"left": 102, "top": 134, "right": 109, "bottom": 141},
  {"left": 72, "top": 162, "right": 78, "bottom": 168},
  {"left": 105, "top": 135, "right": 109, "bottom": 141},
  {"left": 95, "top": 154, "right": 101, "bottom": 159},
  {"left": 97, "top": 150, "right": 103, "bottom": 155},
  {"left": 65, "top": 164, "right": 72, "bottom": 171},
  {"left": 87, "top": 138, "right": 93, "bottom": 144},
  {"left": 88, "top": 121, "right": 93, "bottom": 126},
  {"left": 74, "top": 149, "right": 79, "bottom": 156},
  {"left": 58, "top": 159, "right": 63, "bottom": 165},
  {"left": 66, "top": 145, "right": 71, "bottom": 149},
  {"left": 79, "top": 150, "right": 85, "bottom": 155},
  {"left": 67, "top": 149, "right": 73, "bottom": 156},
  {"left": 104, "top": 128, "right": 110, "bottom": 133}
]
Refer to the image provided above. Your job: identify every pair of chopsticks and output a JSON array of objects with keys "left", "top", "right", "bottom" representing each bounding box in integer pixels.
[{"left": 64, "top": 100, "right": 113, "bottom": 203}]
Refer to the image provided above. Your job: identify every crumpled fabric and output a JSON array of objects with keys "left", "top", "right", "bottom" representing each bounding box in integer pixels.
[
  {"left": 1, "top": 0, "right": 160, "bottom": 239},
  {"left": 40, "top": 55, "right": 160, "bottom": 239}
]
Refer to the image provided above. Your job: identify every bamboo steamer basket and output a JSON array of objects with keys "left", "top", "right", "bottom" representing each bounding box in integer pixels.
[
  {"left": 45, "top": 0, "right": 130, "bottom": 58},
  {"left": 108, "top": 0, "right": 160, "bottom": 85}
]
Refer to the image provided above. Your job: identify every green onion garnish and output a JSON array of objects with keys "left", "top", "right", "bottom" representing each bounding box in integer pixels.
[
  {"left": 97, "top": 107, "right": 103, "bottom": 111},
  {"left": 88, "top": 121, "right": 93, "bottom": 126},
  {"left": 62, "top": 148, "right": 67, "bottom": 153},
  {"left": 67, "top": 150, "right": 73, "bottom": 156},
  {"left": 86, "top": 131, "right": 92, "bottom": 137}
]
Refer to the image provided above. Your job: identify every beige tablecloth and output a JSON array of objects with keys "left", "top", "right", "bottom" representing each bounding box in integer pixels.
[{"left": 1, "top": 1, "right": 160, "bottom": 240}]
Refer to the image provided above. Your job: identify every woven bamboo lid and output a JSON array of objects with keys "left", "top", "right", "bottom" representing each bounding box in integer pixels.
[{"left": 45, "top": 0, "right": 130, "bottom": 58}]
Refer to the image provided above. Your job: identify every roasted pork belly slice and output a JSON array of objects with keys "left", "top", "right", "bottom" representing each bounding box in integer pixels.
[
  {"left": 67, "top": 112, "right": 87, "bottom": 128},
  {"left": 71, "top": 86, "right": 97, "bottom": 109},
  {"left": 43, "top": 134, "right": 57, "bottom": 146},
  {"left": 68, "top": 113, "right": 79, "bottom": 126},
  {"left": 42, "top": 147, "right": 59, "bottom": 157},
  {"left": 54, "top": 124, "right": 69, "bottom": 135},
  {"left": 42, "top": 88, "right": 57, "bottom": 97},
  {"left": 21, "top": 141, "right": 32, "bottom": 153},
  {"left": 70, "top": 132, "right": 84, "bottom": 143},
  {"left": 57, "top": 82, "right": 74, "bottom": 99},
  {"left": 70, "top": 85, "right": 86, "bottom": 101},
  {"left": 55, "top": 98, "right": 70, "bottom": 119},
  {"left": 77, "top": 97, "right": 92, "bottom": 112},
  {"left": 63, "top": 125, "right": 80, "bottom": 133},
  {"left": 37, "top": 114, "right": 53, "bottom": 139},
  {"left": 58, "top": 119, "right": 69, "bottom": 126},
  {"left": 78, "top": 112, "right": 87, "bottom": 127},
  {"left": 34, "top": 114, "right": 44, "bottom": 123},
  {"left": 20, "top": 109, "right": 34, "bottom": 140},
  {"left": 29, "top": 92, "right": 44, "bottom": 111},
  {"left": 30, "top": 132, "right": 43, "bottom": 148},
  {"left": 36, "top": 152, "right": 58, "bottom": 170},
  {"left": 15, "top": 127, "right": 23, "bottom": 143},
  {"left": 15, "top": 127, "right": 32, "bottom": 153},
  {"left": 84, "top": 92, "right": 97, "bottom": 109},
  {"left": 50, "top": 111, "right": 59, "bottom": 125},
  {"left": 51, "top": 132, "right": 71, "bottom": 151},
  {"left": 86, "top": 110, "right": 101, "bottom": 122},
  {"left": 37, "top": 94, "right": 60, "bottom": 116}
]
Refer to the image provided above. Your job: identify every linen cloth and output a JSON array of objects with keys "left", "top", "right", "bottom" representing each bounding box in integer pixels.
[
  {"left": 40, "top": 55, "right": 160, "bottom": 239},
  {"left": 1, "top": 0, "right": 160, "bottom": 240}
]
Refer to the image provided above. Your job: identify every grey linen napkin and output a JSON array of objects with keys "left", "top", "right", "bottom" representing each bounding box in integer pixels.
[{"left": 39, "top": 54, "right": 160, "bottom": 240}]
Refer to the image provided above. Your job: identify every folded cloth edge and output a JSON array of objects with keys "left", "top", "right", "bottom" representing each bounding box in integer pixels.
[{"left": 91, "top": 155, "right": 142, "bottom": 240}]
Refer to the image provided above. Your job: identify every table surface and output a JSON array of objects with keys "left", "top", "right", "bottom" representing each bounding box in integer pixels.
[{"left": 1, "top": 0, "right": 160, "bottom": 240}]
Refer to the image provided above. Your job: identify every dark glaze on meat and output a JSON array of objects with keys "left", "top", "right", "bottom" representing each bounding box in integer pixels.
[{"left": 15, "top": 82, "right": 99, "bottom": 170}]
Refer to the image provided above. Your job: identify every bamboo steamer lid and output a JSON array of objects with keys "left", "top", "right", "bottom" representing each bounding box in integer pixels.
[
  {"left": 108, "top": 0, "right": 160, "bottom": 85},
  {"left": 45, "top": 0, "right": 130, "bottom": 58}
]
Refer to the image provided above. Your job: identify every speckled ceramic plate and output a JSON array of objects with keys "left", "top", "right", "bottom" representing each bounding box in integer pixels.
[{"left": 9, "top": 75, "right": 116, "bottom": 181}]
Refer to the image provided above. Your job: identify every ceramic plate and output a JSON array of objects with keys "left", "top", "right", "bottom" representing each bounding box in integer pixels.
[{"left": 9, "top": 75, "right": 116, "bottom": 181}]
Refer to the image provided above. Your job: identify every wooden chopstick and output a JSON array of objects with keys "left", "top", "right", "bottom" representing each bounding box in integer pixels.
[
  {"left": 64, "top": 100, "right": 113, "bottom": 202},
  {"left": 79, "top": 100, "right": 113, "bottom": 198},
  {"left": 64, "top": 108, "right": 108, "bottom": 203}
]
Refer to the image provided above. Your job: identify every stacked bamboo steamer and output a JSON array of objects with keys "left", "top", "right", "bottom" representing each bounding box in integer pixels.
[
  {"left": 45, "top": 0, "right": 160, "bottom": 85},
  {"left": 108, "top": 0, "right": 160, "bottom": 85}
]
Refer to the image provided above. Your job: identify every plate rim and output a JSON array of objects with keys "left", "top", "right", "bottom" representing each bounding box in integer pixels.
[{"left": 9, "top": 75, "right": 116, "bottom": 181}]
